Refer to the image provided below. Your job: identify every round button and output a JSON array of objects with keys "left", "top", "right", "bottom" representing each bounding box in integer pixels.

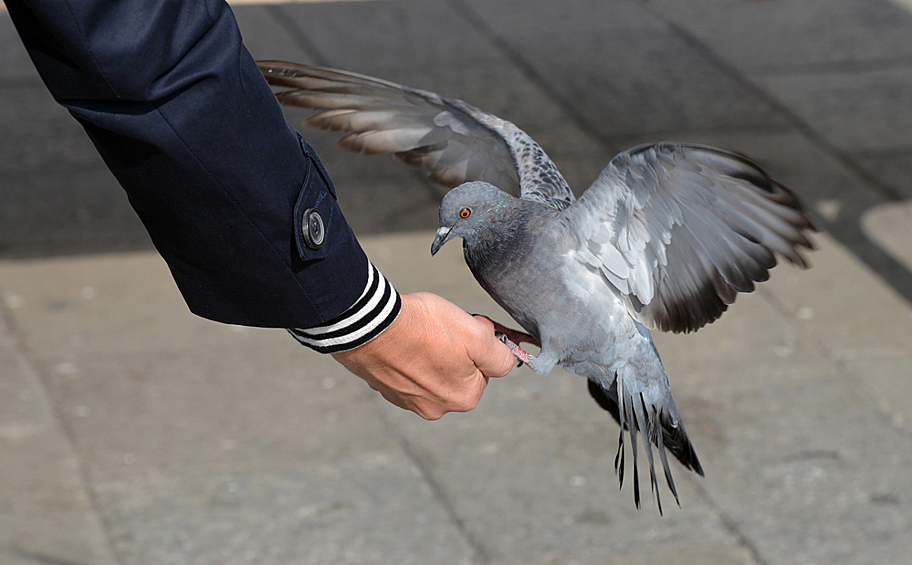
[{"left": 302, "top": 208, "right": 325, "bottom": 250}]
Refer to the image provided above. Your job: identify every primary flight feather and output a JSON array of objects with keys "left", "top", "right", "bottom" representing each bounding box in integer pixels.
[{"left": 259, "top": 61, "right": 817, "bottom": 512}]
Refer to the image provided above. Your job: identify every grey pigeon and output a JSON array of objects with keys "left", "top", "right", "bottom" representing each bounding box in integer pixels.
[{"left": 259, "top": 62, "right": 817, "bottom": 512}]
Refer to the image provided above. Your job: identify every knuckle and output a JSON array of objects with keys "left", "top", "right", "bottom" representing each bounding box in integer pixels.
[
  {"left": 452, "top": 390, "right": 482, "bottom": 413},
  {"left": 418, "top": 406, "right": 445, "bottom": 421}
]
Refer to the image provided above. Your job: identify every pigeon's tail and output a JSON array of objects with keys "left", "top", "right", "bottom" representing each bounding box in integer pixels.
[{"left": 588, "top": 374, "right": 703, "bottom": 515}]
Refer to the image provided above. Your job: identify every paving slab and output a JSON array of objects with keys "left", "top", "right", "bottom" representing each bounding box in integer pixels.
[
  {"left": 657, "top": 235, "right": 912, "bottom": 565},
  {"left": 649, "top": 0, "right": 912, "bottom": 71},
  {"left": 864, "top": 201, "right": 912, "bottom": 273},
  {"left": 0, "top": 18, "right": 150, "bottom": 259},
  {"left": 643, "top": 0, "right": 912, "bottom": 209},
  {"left": 457, "top": 0, "right": 787, "bottom": 141},
  {"left": 4, "top": 223, "right": 912, "bottom": 564},
  {"left": 0, "top": 311, "right": 116, "bottom": 565},
  {"left": 755, "top": 67, "right": 912, "bottom": 154},
  {"left": 0, "top": 250, "right": 481, "bottom": 565},
  {"left": 0, "top": 11, "right": 40, "bottom": 78},
  {"left": 231, "top": 4, "right": 314, "bottom": 66},
  {"left": 0, "top": 84, "right": 104, "bottom": 174},
  {"left": 1, "top": 165, "right": 151, "bottom": 259},
  {"left": 93, "top": 464, "right": 477, "bottom": 565},
  {"left": 856, "top": 152, "right": 912, "bottom": 200}
]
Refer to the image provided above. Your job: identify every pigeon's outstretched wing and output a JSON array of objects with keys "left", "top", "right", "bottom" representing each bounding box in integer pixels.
[
  {"left": 564, "top": 142, "right": 817, "bottom": 334},
  {"left": 257, "top": 61, "right": 575, "bottom": 210}
]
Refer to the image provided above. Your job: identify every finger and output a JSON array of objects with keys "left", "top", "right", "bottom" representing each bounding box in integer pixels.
[
  {"left": 469, "top": 323, "right": 515, "bottom": 378},
  {"left": 444, "top": 370, "right": 488, "bottom": 413},
  {"left": 472, "top": 314, "right": 496, "bottom": 332}
]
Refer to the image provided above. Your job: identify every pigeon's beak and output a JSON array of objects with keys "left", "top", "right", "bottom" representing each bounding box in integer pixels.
[{"left": 430, "top": 226, "right": 453, "bottom": 256}]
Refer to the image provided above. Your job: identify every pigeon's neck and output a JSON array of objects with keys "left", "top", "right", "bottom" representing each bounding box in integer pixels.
[{"left": 461, "top": 201, "right": 544, "bottom": 277}]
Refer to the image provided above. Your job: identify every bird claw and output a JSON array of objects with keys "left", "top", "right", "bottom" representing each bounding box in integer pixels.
[
  {"left": 495, "top": 331, "right": 535, "bottom": 369},
  {"left": 497, "top": 333, "right": 525, "bottom": 367},
  {"left": 472, "top": 314, "right": 539, "bottom": 370}
]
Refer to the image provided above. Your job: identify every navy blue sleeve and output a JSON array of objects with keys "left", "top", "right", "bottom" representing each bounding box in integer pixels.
[{"left": 5, "top": 0, "right": 400, "bottom": 349}]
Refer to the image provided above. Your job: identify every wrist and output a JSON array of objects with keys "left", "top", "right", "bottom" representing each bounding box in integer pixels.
[{"left": 288, "top": 261, "right": 401, "bottom": 353}]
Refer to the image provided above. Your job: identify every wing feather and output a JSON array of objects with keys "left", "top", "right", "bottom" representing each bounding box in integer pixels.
[
  {"left": 564, "top": 142, "right": 817, "bottom": 334},
  {"left": 258, "top": 61, "right": 574, "bottom": 209}
]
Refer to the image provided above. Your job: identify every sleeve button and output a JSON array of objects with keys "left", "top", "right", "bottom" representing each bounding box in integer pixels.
[{"left": 302, "top": 208, "right": 325, "bottom": 250}]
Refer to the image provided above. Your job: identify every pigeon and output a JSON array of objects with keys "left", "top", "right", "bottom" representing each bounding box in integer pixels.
[{"left": 258, "top": 61, "right": 817, "bottom": 512}]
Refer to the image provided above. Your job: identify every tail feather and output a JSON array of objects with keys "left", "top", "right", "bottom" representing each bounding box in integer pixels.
[
  {"left": 620, "top": 379, "right": 642, "bottom": 509},
  {"left": 587, "top": 377, "right": 703, "bottom": 513},
  {"left": 654, "top": 419, "right": 679, "bottom": 505},
  {"left": 614, "top": 428, "right": 625, "bottom": 489},
  {"left": 661, "top": 417, "right": 704, "bottom": 476},
  {"left": 635, "top": 392, "right": 663, "bottom": 515}
]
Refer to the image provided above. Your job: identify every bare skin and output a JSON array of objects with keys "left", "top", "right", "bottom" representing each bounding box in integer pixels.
[
  {"left": 332, "top": 292, "right": 519, "bottom": 420},
  {"left": 487, "top": 319, "right": 540, "bottom": 367}
]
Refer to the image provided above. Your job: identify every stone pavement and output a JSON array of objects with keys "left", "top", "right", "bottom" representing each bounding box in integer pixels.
[{"left": 2, "top": 1, "right": 912, "bottom": 564}]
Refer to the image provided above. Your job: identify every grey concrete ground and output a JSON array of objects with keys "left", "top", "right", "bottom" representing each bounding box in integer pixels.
[{"left": 2, "top": 0, "right": 912, "bottom": 564}]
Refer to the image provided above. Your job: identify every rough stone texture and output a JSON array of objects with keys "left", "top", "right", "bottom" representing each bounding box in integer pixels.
[{"left": 0, "top": 313, "right": 116, "bottom": 565}]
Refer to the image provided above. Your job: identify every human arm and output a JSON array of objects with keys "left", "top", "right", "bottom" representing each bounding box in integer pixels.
[
  {"left": 6, "top": 0, "right": 513, "bottom": 416},
  {"left": 4, "top": 0, "right": 372, "bottom": 328}
]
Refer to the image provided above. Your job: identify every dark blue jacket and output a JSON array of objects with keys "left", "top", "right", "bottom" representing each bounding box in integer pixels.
[{"left": 5, "top": 0, "right": 400, "bottom": 352}]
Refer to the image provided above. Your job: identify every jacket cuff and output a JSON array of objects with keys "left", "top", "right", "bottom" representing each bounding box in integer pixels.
[{"left": 288, "top": 261, "right": 401, "bottom": 353}]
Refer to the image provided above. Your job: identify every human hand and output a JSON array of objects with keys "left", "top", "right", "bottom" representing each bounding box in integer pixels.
[{"left": 331, "top": 292, "right": 515, "bottom": 420}]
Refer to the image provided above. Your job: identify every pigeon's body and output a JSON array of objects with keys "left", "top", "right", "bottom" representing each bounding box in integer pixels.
[
  {"left": 259, "top": 61, "right": 817, "bottom": 512},
  {"left": 437, "top": 181, "right": 703, "bottom": 509},
  {"left": 453, "top": 188, "right": 631, "bottom": 376}
]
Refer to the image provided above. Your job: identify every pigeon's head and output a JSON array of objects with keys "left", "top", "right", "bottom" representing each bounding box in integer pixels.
[{"left": 431, "top": 181, "right": 509, "bottom": 256}]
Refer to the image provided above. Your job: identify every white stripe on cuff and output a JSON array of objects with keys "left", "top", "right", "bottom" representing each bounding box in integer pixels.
[{"left": 288, "top": 261, "right": 401, "bottom": 353}]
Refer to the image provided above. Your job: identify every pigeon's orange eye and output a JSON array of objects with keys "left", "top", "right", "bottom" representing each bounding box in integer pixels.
[{"left": 459, "top": 208, "right": 471, "bottom": 219}]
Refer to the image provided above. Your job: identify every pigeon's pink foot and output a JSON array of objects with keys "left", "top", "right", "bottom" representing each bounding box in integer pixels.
[
  {"left": 472, "top": 315, "right": 540, "bottom": 368},
  {"left": 498, "top": 334, "right": 535, "bottom": 367}
]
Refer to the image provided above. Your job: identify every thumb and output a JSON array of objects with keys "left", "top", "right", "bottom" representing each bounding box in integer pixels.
[{"left": 467, "top": 315, "right": 515, "bottom": 378}]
